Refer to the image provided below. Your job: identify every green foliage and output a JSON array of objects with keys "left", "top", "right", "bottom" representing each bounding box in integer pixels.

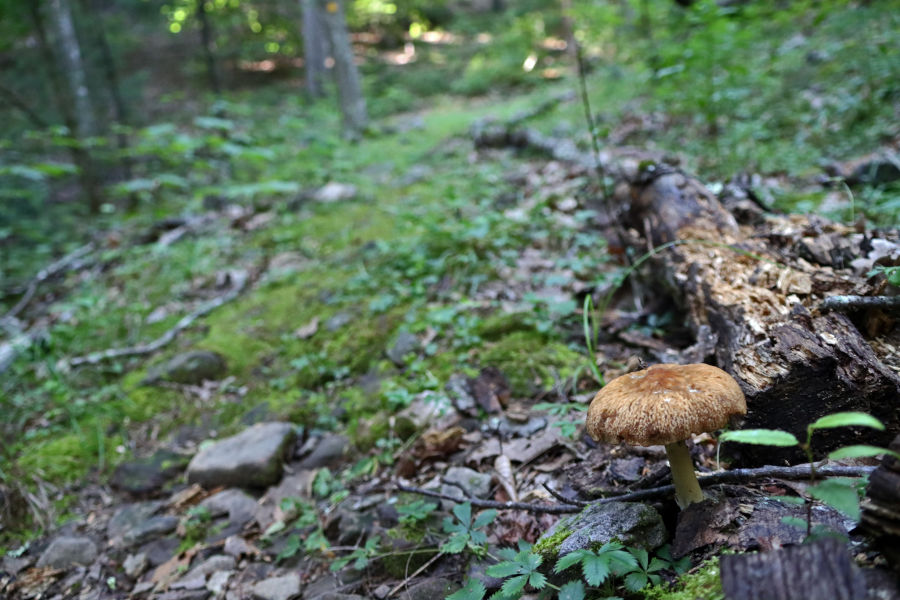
[
  {"left": 330, "top": 535, "right": 381, "bottom": 571},
  {"left": 870, "top": 265, "right": 900, "bottom": 287},
  {"left": 441, "top": 502, "right": 496, "bottom": 555},
  {"left": 718, "top": 429, "right": 800, "bottom": 447}
]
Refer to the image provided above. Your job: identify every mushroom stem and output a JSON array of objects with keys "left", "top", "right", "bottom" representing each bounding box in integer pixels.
[{"left": 664, "top": 441, "right": 704, "bottom": 508}]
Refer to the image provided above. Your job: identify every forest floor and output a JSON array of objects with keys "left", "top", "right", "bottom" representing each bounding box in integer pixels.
[{"left": 2, "top": 4, "right": 900, "bottom": 599}]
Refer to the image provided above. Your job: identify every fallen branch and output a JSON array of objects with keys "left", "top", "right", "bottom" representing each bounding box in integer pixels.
[
  {"left": 821, "top": 295, "right": 900, "bottom": 313},
  {"left": 397, "top": 463, "right": 876, "bottom": 514},
  {"left": 1, "top": 243, "right": 94, "bottom": 328},
  {"left": 386, "top": 551, "right": 444, "bottom": 599},
  {"left": 62, "top": 269, "right": 248, "bottom": 369}
]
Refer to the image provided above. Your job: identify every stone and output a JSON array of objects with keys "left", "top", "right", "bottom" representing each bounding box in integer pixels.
[
  {"left": 402, "top": 578, "right": 460, "bottom": 600},
  {"left": 251, "top": 573, "right": 301, "bottom": 600},
  {"left": 325, "top": 312, "right": 352, "bottom": 332},
  {"left": 187, "top": 422, "right": 297, "bottom": 489},
  {"left": 36, "top": 536, "right": 97, "bottom": 569},
  {"left": 145, "top": 350, "right": 227, "bottom": 385},
  {"left": 313, "top": 182, "right": 357, "bottom": 203},
  {"left": 110, "top": 449, "right": 189, "bottom": 495},
  {"left": 182, "top": 555, "right": 236, "bottom": 581},
  {"left": 108, "top": 501, "right": 178, "bottom": 548},
  {"left": 207, "top": 570, "right": 232, "bottom": 595},
  {"left": 223, "top": 535, "right": 254, "bottom": 558},
  {"left": 442, "top": 466, "right": 493, "bottom": 499},
  {"left": 385, "top": 331, "right": 420, "bottom": 366},
  {"left": 445, "top": 373, "right": 477, "bottom": 415},
  {"left": 200, "top": 489, "right": 258, "bottom": 527},
  {"left": 534, "top": 501, "right": 667, "bottom": 559},
  {"left": 123, "top": 552, "right": 149, "bottom": 578},
  {"left": 296, "top": 434, "right": 348, "bottom": 470}
]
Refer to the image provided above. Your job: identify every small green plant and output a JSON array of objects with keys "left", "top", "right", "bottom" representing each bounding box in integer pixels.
[
  {"left": 330, "top": 535, "right": 381, "bottom": 572},
  {"left": 719, "top": 411, "right": 900, "bottom": 526},
  {"left": 441, "top": 502, "right": 496, "bottom": 556}
]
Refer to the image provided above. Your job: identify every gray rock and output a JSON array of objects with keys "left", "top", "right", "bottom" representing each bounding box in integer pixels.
[
  {"left": 223, "top": 535, "right": 254, "bottom": 558},
  {"left": 110, "top": 449, "right": 189, "bottom": 495},
  {"left": 207, "top": 569, "right": 232, "bottom": 595},
  {"left": 445, "top": 373, "right": 476, "bottom": 414},
  {"left": 36, "top": 536, "right": 97, "bottom": 569},
  {"left": 313, "top": 182, "right": 357, "bottom": 203},
  {"left": 251, "top": 573, "right": 301, "bottom": 600},
  {"left": 187, "top": 422, "right": 297, "bottom": 489},
  {"left": 396, "top": 164, "right": 433, "bottom": 187},
  {"left": 535, "top": 501, "right": 666, "bottom": 559},
  {"left": 183, "top": 555, "right": 236, "bottom": 581},
  {"left": 386, "top": 331, "right": 421, "bottom": 366},
  {"left": 296, "top": 434, "right": 348, "bottom": 470},
  {"left": 402, "top": 578, "right": 460, "bottom": 600},
  {"left": 146, "top": 350, "right": 227, "bottom": 385},
  {"left": 123, "top": 552, "right": 149, "bottom": 578},
  {"left": 108, "top": 501, "right": 178, "bottom": 548},
  {"left": 201, "top": 488, "right": 258, "bottom": 527},
  {"left": 325, "top": 312, "right": 352, "bottom": 332},
  {"left": 443, "top": 466, "right": 493, "bottom": 499}
]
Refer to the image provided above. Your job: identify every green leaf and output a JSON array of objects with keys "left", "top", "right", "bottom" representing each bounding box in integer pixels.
[
  {"left": 828, "top": 445, "right": 900, "bottom": 461},
  {"left": 582, "top": 554, "right": 611, "bottom": 586},
  {"left": 808, "top": 478, "right": 862, "bottom": 520},
  {"left": 447, "top": 578, "right": 486, "bottom": 600},
  {"left": 780, "top": 516, "right": 808, "bottom": 530},
  {"left": 527, "top": 571, "right": 547, "bottom": 589},
  {"left": 554, "top": 550, "right": 589, "bottom": 573},
  {"left": 485, "top": 561, "right": 521, "bottom": 578},
  {"left": 647, "top": 557, "right": 669, "bottom": 573},
  {"left": 558, "top": 581, "right": 585, "bottom": 600},
  {"left": 808, "top": 412, "right": 885, "bottom": 432},
  {"left": 472, "top": 509, "right": 498, "bottom": 530},
  {"left": 719, "top": 429, "right": 800, "bottom": 446},
  {"left": 624, "top": 571, "right": 649, "bottom": 592},
  {"left": 453, "top": 502, "right": 472, "bottom": 525},
  {"left": 441, "top": 533, "right": 469, "bottom": 554},
  {"left": 499, "top": 574, "right": 528, "bottom": 597}
]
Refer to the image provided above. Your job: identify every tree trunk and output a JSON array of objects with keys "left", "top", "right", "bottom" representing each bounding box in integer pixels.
[
  {"left": 47, "top": 0, "right": 96, "bottom": 138},
  {"left": 29, "top": 0, "right": 104, "bottom": 214},
  {"left": 197, "top": 1, "right": 221, "bottom": 95},
  {"left": 622, "top": 168, "right": 900, "bottom": 465},
  {"left": 318, "top": 0, "right": 367, "bottom": 137},
  {"left": 302, "top": 0, "right": 327, "bottom": 98}
]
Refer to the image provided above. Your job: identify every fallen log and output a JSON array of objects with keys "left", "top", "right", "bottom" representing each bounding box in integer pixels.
[{"left": 622, "top": 169, "right": 900, "bottom": 464}]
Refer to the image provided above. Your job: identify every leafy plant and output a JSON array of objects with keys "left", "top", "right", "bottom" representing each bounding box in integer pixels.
[
  {"left": 441, "top": 502, "right": 496, "bottom": 555},
  {"left": 330, "top": 535, "right": 381, "bottom": 572}
]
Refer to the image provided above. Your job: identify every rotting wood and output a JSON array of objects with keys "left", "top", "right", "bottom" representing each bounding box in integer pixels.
[
  {"left": 720, "top": 536, "right": 865, "bottom": 600},
  {"left": 474, "top": 123, "right": 900, "bottom": 465}
]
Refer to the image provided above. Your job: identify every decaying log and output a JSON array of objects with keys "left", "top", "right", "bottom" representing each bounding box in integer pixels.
[
  {"left": 720, "top": 536, "right": 865, "bottom": 600},
  {"left": 624, "top": 170, "right": 900, "bottom": 464}
]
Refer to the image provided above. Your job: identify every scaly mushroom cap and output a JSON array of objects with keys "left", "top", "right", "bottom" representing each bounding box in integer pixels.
[{"left": 586, "top": 363, "right": 746, "bottom": 446}]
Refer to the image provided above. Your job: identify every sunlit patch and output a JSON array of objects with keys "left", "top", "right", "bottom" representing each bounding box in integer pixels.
[{"left": 522, "top": 53, "right": 538, "bottom": 73}]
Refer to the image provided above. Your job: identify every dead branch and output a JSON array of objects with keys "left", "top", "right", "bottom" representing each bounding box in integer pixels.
[
  {"left": 397, "top": 464, "right": 875, "bottom": 514},
  {"left": 61, "top": 269, "right": 248, "bottom": 369},
  {"left": 821, "top": 295, "right": 900, "bottom": 312}
]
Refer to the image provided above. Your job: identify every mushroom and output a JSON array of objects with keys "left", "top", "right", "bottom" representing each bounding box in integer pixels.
[{"left": 586, "top": 363, "right": 746, "bottom": 508}]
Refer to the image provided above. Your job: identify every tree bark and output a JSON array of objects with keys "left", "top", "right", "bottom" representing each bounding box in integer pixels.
[
  {"left": 29, "top": 0, "right": 104, "bottom": 214},
  {"left": 302, "top": 0, "right": 327, "bottom": 98},
  {"left": 197, "top": 0, "right": 221, "bottom": 95},
  {"left": 318, "top": 0, "right": 367, "bottom": 137},
  {"left": 47, "top": 0, "right": 96, "bottom": 138}
]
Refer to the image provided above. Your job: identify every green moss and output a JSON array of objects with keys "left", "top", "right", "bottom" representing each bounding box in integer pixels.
[
  {"left": 475, "top": 311, "right": 538, "bottom": 341},
  {"left": 16, "top": 430, "right": 122, "bottom": 484},
  {"left": 479, "top": 331, "right": 585, "bottom": 397},
  {"left": 532, "top": 526, "right": 573, "bottom": 559},
  {"left": 641, "top": 558, "right": 723, "bottom": 600}
]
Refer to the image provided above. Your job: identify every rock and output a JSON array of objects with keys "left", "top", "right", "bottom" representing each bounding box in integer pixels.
[
  {"left": 386, "top": 331, "right": 421, "bottom": 366},
  {"left": 200, "top": 488, "right": 258, "bottom": 527},
  {"left": 223, "top": 535, "right": 255, "bottom": 558},
  {"left": 314, "top": 182, "right": 357, "bottom": 203},
  {"left": 446, "top": 373, "right": 477, "bottom": 415},
  {"left": 183, "top": 554, "right": 236, "bottom": 581},
  {"left": 110, "top": 449, "right": 189, "bottom": 495},
  {"left": 296, "top": 434, "right": 349, "bottom": 470},
  {"left": 325, "top": 312, "right": 352, "bottom": 332},
  {"left": 123, "top": 552, "right": 149, "bottom": 578},
  {"left": 402, "top": 577, "right": 460, "bottom": 600},
  {"left": 108, "top": 501, "right": 178, "bottom": 548},
  {"left": 534, "top": 501, "right": 666, "bottom": 559},
  {"left": 251, "top": 573, "right": 301, "bottom": 600},
  {"left": 145, "top": 350, "right": 227, "bottom": 385},
  {"left": 207, "top": 569, "right": 232, "bottom": 595},
  {"left": 442, "top": 466, "right": 493, "bottom": 499},
  {"left": 36, "top": 535, "right": 97, "bottom": 569},
  {"left": 397, "top": 164, "right": 432, "bottom": 187},
  {"left": 187, "top": 422, "right": 297, "bottom": 489}
]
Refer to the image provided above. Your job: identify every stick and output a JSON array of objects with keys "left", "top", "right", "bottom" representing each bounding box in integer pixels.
[
  {"left": 62, "top": 269, "right": 248, "bottom": 369},
  {"left": 821, "top": 295, "right": 900, "bottom": 312},
  {"left": 386, "top": 551, "right": 444, "bottom": 599},
  {"left": 397, "top": 464, "right": 876, "bottom": 514}
]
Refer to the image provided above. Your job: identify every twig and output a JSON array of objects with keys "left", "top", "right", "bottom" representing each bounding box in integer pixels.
[
  {"left": 397, "top": 464, "right": 876, "bottom": 514},
  {"left": 821, "top": 295, "right": 900, "bottom": 313},
  {"left": 386, "top": 551, "right": 444, "bottom": 599},
  {"left": 1, "top": 243, "right": 95, "bottom": 326},
  {"left": 62, "top": 269, "right": 249, "bottom": 369},
  {"left": 542, "top": 483, "right": 589, "bottom": 507}
]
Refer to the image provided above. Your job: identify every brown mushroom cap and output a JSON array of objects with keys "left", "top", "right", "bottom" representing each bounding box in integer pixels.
[{"left": 586, "top": 363, "right": 747, "bottom": 446}]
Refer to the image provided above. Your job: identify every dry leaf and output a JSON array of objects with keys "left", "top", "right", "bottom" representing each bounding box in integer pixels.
[
  {"left": 294, "top": 317, "right": 319, "bottom": 339},
  {"left": 151, "top": 548, "right": 198, "bottom": 591},
  {"left": 494, "top": 455, "right": 518, "bottom": 502}
]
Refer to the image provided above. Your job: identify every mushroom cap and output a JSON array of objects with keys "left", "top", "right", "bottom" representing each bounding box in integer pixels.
[{"left": 586, "top": 363, "right": 746, "bottom": 446}]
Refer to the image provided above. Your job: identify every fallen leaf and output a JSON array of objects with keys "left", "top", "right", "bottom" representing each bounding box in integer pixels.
[
  {"left": 294, "top": 317, "right": 320, "bottom": 339},
  {"left": 494, "top": 455, "right": 518, "bottom": 502}
]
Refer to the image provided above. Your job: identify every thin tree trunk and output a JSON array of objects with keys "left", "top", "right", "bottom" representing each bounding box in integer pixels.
[
  {"left": 197, "top": 1, "right": 221, "bottom": 94},
  {"left": 79, "top": 0, "right": 134, "bottom": 186},
  {"left": 0, "top": 83, "right": 48, "bottom": 129},
  {"left": 47, "top": 0, "right": 96, "bottom": 138},
  {"left": 318, "top": 0, "right": 367, "bottom": 137},
  {"left": 29, "top": 0, "right": 104, "bottom": 214},
  {"left": 302, "top": 0, "right": 327, "bottom": 98}
]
